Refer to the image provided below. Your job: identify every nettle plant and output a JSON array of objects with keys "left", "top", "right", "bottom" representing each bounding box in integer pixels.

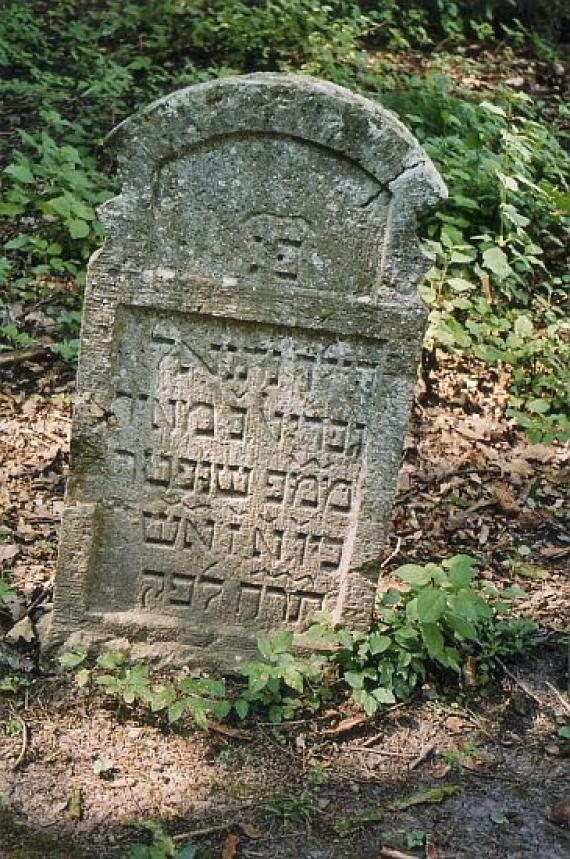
[
  {"left": 57, "top": 556, "right": 540, "bottom": 725},
  {"left": 384, "top": 75, "right": 569, "bottom": 441},
  {"left": 305, "top": 555, "right": 538, "bottom": 715},
  {"left": 403, "top": 83, "right": 570, "bottom": 441},
  {"left": 1, "top": 121, "right": 112, "bottom": 292}
]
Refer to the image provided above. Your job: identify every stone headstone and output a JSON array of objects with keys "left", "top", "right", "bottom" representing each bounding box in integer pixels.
[{"left": 51, "top": 74, "right": 446, "bottom": 669}]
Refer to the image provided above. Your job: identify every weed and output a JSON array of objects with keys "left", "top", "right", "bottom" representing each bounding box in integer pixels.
[
  {"left": 262, "top": 790, "right": 314, "bottom": 830},
  {"left": 57, "top": 556, "right": 542, "bottom": 725},
  {"left": 443, "top": 738, "right": 478, "bottom": 772}
]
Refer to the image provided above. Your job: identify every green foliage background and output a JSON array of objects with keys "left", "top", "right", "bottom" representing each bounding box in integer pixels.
[{"left": 1, "top": 0, "right": 568, "bottom": 438}]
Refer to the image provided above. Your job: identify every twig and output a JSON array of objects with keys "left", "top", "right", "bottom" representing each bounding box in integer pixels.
[
  {"left": 349, "top": 747, "right": 415, "bottom": 758},
  {"left": 173, "top": 823, "right": 232, "bottom": 840},
  {"left": 11, "top": 715, "right": 28, "bottom": 771},
  {"left": 545, "top": 681, "right": 570, "bottom": 717},
  {"left": 380, "top": 848, "right": 417, "bottom": 859},
  {"left": 496, "top": 659, "right": 543, "bottom": 708},
  {"left": 0, "top": 346, "right": 49, "bottom": 367},
  {"left": 380, "top": 537, "right": 402, "bottom": 570},
  {"left": 359, "top": 730, "right": 384, "bottom": 748},
  {"left": 408, "top": 740, "right": 437, "bottom": 771}
]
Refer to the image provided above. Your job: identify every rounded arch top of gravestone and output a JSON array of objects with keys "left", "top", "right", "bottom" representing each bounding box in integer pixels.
[{"left": 100, "top": 73, "right": 446, "bottom": 300}]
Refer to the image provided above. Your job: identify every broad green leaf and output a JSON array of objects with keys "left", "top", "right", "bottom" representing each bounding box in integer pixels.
[
  {"left": 372, "top": 687, "right": 396, "bottom": 704},
  {"left": 416, "top": 588, "right": 446, "bottom": 624},
  {"left": 381, "top": 588, "right": 401, "bottom": 607},
  {"left": 71, "top": 200, "right": 95, "bottom": 220},
  {"left": 68, "top": 218, "right": 90, "bottom": 238},
  {"left": 420, "top": 623, "right": 445, "bottom": 661},
  {"left": 353, "top": 689, "right": 379, "bottom": 716},
  {"left": 149, "top": 684, "right": 176, "bottom": 712},
  {"left": 167, "top": 700, "right": 186, "bottom": 723},
  {"left": 446, "top": 613, "right": 478, "bottom": 642},
  {"left": 5, "top": 163, "right": 35, "bottom": 184},
  {"left": 514, "top": 316, "right": 534, "bottom": 338},
  {"left": 257, "top": 634, "right": 273, "bottom": 660},
  {"left": 482, "top": 246, "right": 511, "bottom": 279},
  {"left": 234, "top": 698, "right": 249, "bottom": 720},
  {"left": 368, "top": 633, "right": 392, "bottom": 655},
  {"left": 189, "top": 702, "right": 209, "bottom": 730},
  {"left": 45, "top": 195, "right": 71, "bottom": 218},
  {"left": 447, "top": 277, "right": 474, "bottom": 292},
  {"left": 272, "top": 630, "right": 293, "bottom": 654},
  {"left": 283, "top": 666, "right": 304, "bottom": 692},
  {"left": 96, "top": 651, "right": 125, "bottom": 670},
  {"left": 445, "top": 555, "right": 475, "bottom": 589},
  {"left": 212, "top": 698, "right": 231, "bottom": 720},
  {"left": 344, "top": 670, "right": 365, "bottom": 690},
  {"left": 58, "top": 647, "right": 88, "bottom": 668},
  {"left": 395, "top": 564, "right": 433, "bottom": 587},
  {"left": 526, "top": 398, "right": 550, "bottom": 414}
]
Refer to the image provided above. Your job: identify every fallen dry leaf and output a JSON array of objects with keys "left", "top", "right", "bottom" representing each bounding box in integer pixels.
[
  {"left": 321, "top": 714, "right": 368, "bottom": 736},
  {"left": 425, "top": 835, "right": 439, "bottom": 859},
  {"left": 209, "top": 720, "right": 251, "bottom": 740},
  {"left": 222, "top": 832, "right": 240, "bottom": 859},
  {"left": 0, "top": 544, "right": 19, "bottom": 564},
  {"left": 5, "top": 615, "right": 35, "bottom": 643},
  {"left": 492, "top": 483, "right": 519, "bottom": 515},
  {"left": 432, "top": 763, "right": 452, "bottom": 779},
  {"left": 445, "top": 716, "right": 469, "bottom": 733},
  {"left": 388, "top": 785, "right": 459, "bottom": 811},
  {"left": 241, "top": 822, "right": 263, "bottom": 839},
  {"left": 549, "top": 795, "right": 570, "bottom": 826}
]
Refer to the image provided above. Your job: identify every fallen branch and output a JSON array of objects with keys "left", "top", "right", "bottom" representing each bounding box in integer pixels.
[
  {"left": 545, "top": 681, "right": 570, "bottom": 717},
  {"left": 380, "top": 536, "right": 402, "bottom": 570},
  {"left": 0, "top": 346, "right": 49, "bottom": 367},
  {"left": 380, "top": 848, "right": 417, "bottom": 859},
  {"left": 11, "top": 714, "right": 29, "bottom": 771},
  {"left": 496, "top": 658, "right": 543, "bottom": 708},
  {"left": 408, "top": 740, "right": 437, "bottom": 771},
  {"left": 173, "top": 823, "right": 231, "bottom": 840}
]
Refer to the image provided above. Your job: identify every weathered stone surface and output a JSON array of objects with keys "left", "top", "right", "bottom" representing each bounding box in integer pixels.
[{"left": 50, "top": 74, "right": 446, "bottom": 670}]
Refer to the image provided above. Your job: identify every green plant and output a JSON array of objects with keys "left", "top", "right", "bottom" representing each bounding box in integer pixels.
[
  {"left": 305, "top": 556, "right": 539, "bottom": 715},
  {"left": 237, "top": 630, "right": 329, "bottom": 723},
  {"left": 391, "top": 79, "right": 570, "bottom": 441},
  {"left": 443, "top": 738, "right": 478, "bottom": 772},
  {"left": 126, "top": 820, "right": 197, "bottom": 859},
  {"left": 0, "top": 581, "right": 16, "bottom": 603},
  {"left": 0, "top": 323, "right": 36, "bottom": 350},
  {"left": 59, "top": 648, "right": 231, "bottom": 729},
  {"left": 406, "top": 827, "right": 426, "bottom": 849},
  {"left": 262, "top": 790, "right": 314, "bottom": 830},
  {"left": 58, "top": 561, "right": 542, "bottom": 724}
]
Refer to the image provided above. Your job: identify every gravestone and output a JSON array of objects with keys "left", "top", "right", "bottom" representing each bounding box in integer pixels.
[{"left": 50, "top": 74, "right": 446, "bottom": 669}]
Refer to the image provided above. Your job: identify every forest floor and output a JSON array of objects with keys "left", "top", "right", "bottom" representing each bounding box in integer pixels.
[
  {"left": 0, "top": 34, "right": 569, "bottom": 859},
  {"left": 0, "top": 349, "right": 569, "bottom": 859}
]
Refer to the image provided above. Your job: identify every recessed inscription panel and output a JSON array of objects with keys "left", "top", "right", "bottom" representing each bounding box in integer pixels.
[{"left": 89, "top": 307, "right": 385, "bottom": 631}]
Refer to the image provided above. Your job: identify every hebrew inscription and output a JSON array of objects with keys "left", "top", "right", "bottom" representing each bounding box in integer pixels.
[{"left": 90, "top": 308, "right": 384, "bottom": 631}]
